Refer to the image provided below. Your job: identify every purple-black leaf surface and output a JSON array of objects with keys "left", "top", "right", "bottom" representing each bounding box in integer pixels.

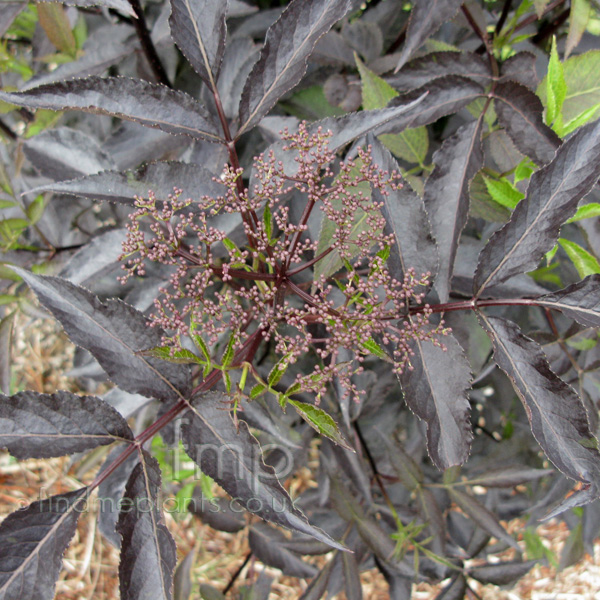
[{"left": 0, "top": 390, "right": 133, "bottom": 459}]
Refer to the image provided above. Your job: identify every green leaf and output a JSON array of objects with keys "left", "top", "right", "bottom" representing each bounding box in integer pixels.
[
  {"left": 288, "top": 400, "right": 350, "bottom": 448},
  {"left": 25, "top": 195, "right": 45, "bottom": 224},
  {"left": 355, "top": 54, "right": 396, "bottom": 111},
  {"left": 360, "top": 337, "right": 391, "bottom": 362},
  {"left": 566, "top": 334, "right": 598, "bottom": 351},
  {"left": 566, "top": 202, "right": 600, "bottom": 223},
  {"left": 281, "top": 85, "right": 344, "bottom": 120},
  {"left": 558, "top": 102, "right": 600, "bottom": 137},
  {"left": 566, "top": 0, "right": 591, "bottom": 58},
  {"left": 263, "top": 202, "right": 273, "bottom": 241},
  {"left": 250, "top": 383, "right": 267, "bottom": 400},
  {"left": 0, "top": 200, "right": 15, "bottom": 209},
  {"left": 24, "top": 109, "right": 62, "bottom": 138},
  {"left": 546, "top": 36, "right": 567, "bottom": 126},
  {"left": 379, "top": 128, "right": 429, "bottom": 166},
  {"left": 355, "top": 54, "right": 428, "bottom": 164},
  {"left": 267, "top": 355, "right": 290, "bottom": 388},
  {"left": 221, "top": 333, "right": 236, "bottom": 368},
  {"left": 538, "top": 50, "right": 600, "bottom": 127},
  {"left": 138, "top": 346, "right": 203, "bottom": 365},
  {"left": 558, "top": 238, "right": 600, "bottom": 278},
  {"left": 483, "top": 176, "right": 525, "bottom": 210},
  {"left": 514, "top": 158, "right": 537, "bottom": 184},
  {"left": 190, "top": 327, "right": 211, "bottom": 364},
  {"left": 37, "top": 3, "right": 77, "bottom": 58}
]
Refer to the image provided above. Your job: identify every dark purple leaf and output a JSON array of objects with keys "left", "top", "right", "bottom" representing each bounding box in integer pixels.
[
  {"left": 385, "top": 75, "right": 484, "bottom": 134},
  {"left": 424, "top": 118, "right": 484, "bottom": 301},
  {"left": 477, "top": 314, "right": 600, "bottom": 489},
  {"left": 23, "top": 25, "right": 136, "bottom": 89},
  {"left": 188, "top": 494, "right": 246, "bottom": 533},
  {"left": 542, "top": 484, "right": 599, "bottom": 521},
  {"left": 464, "top": 465, "right": 554, "bottom": 488},
  {"left": 23, "top": 128, "right": 116, "bottom": 181},
  {"left": 499, "top": 52, "right": 538, "bottom": 90},
  {"left": 341, "top": 19, "right": 382, "bottom": 63},
  {"left": 398, "top": 332, "right": 473, "bottom": 469},
  {"left": 97, "top": 446, "right": 140, "bottom": 547},
  {"left": 537, "top": 275, "right": 600, "bottom": 327},
  {"left": 29, "top": 161, "right": 223, "bottom": 210},
  {"left": 117, "top": 451, "right": 177, "bottom": 600},
  {"left": 416, "top": 487, "right": 446, "bottom": 554},
  {"left": 59, "top": 229, "right": 128, "bottom": 286},
  {"left": 493, "top": 81, "right": 561, "bottom": 166},
  {"left": 0, "top": 3, "right": 26, "bottom": 38},
  {"left": 36, "top": 0, "right": 135, "bottom": 16},
  {"left": 329, "top": 476, "right": 415, "bottom": 577},
  {"left": 0, "top": 488, "right": 88, "bottom": 600},
  {"left": 238, "top": 0, "right": 352, "bottom": 136},
  {"left": 388, "top": 51, "right": 491, "bottom": 91},
  {"left": 0, "top": 312, "right": 15, "bottom": 396},
  {"left": 474, "top": 118, "right": 600, "bottom": 296},
  {"left": 369, "top": 136, "right": 438, "bottom": 282},
  {"left": 217, "top": 37, "right": 260, "bottom": 120},
  {"left": 469, "top": 559, "right": 539, "bottom": 585},
  {"left": 382, "top": 434, "right": 423, "bottom": 491},
  {"left": 434, "top": 574, "right": 467, "bottom": 600},
  {"left": 249, "top": 523, "right": 318, "bottom": 578},
  {"left": 13, "top": 270, "right": 191, "bottom": 402},
  {"left": 0, "top": 77, "right": 223, "bottom": 143},
  {"left": 182, "top": 392, "right": 345, "bottom": 550},
  {"left": 341, "top": 551, "right": 362, "bottom": 600},
  {"left": 169, "top": 0, "right": 229, "bottom": 86},
  {"left": 173, "top": 549, "right": 195, "bottom": 600},
  {"left": 0, "top": 390, "right": 133, "bottom": 459},
  {"left": 394, "top": 0, "right": 465, "bottom": 72},
  {"left": 448, "top": 487, "right": 520, "bottom": 551},
  {"left": 299, "top": 556, "right": 336, "bottom": 600}
]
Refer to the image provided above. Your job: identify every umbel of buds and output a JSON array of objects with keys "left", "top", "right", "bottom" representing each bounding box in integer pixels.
[{"left": 120, "top": 124, "right": 448, "bottom": 403}]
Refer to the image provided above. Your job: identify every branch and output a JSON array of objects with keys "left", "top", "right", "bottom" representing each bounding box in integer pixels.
[{"left": 127, "top": 0, "right": 172, "bottom": 88}]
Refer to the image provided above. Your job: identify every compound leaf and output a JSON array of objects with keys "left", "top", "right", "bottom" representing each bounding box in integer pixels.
[
  {"left": 238, "top": 0, "right": 352, "bottom": 136},
  {"left": 477, "top": 314, "right": 600, "bottom": 489},
  {"left": 424, "top": 118, "right": 484, "bottom": 301},
  {"left": 0, "top": 77, "right": 223, "bottom": 143},
  {"left": 0, "top": 390, "right": 133, "bottom": 459},
  {"left": 474, "top": 117, "right": 600, "bottom": 296},
  {"left": 14, "top": 270, "right": 191, "bottom": 402},
  {"left": 398, "top": 331, "right": 473, "bottom": 470},
  {"left": 117, "top": 451, "right": 177, "bottom": 600},
  {"left": 182, "top": 392, "right": 345, "bottom": 550},
  {"left": 0, "top": 488, "right": 88, "bottom": 600},
  {"left": 169, "top": 0, "right": 229, "bottom": 86}
]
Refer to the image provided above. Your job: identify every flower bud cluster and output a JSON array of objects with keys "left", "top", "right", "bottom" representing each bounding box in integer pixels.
[{"left": 119, "top": 123, "right": 448, "bottom": 403}]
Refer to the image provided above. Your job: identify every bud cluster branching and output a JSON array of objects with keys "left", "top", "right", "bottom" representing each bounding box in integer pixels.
[{"left": 119, "top": 123, "right": 448, "bottom": 403}]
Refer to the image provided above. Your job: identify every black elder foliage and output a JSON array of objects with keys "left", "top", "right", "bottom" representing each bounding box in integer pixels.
[{"left": 1, "top": 0, "right": 600, "bottom": 598}]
